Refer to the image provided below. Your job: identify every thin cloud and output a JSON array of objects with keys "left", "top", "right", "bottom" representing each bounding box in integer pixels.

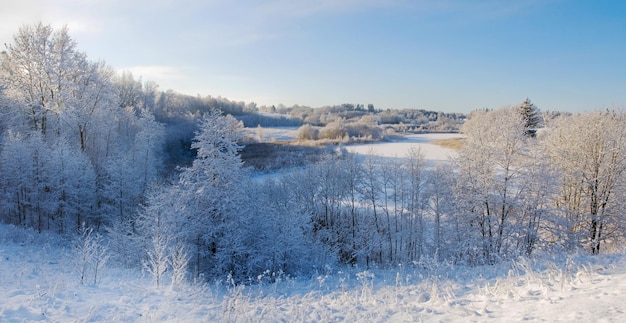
[{"left": 121, "top": 66, "right": 186, "bottom": 81}]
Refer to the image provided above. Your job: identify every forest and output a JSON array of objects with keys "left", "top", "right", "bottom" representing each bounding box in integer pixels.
[{"left": 1, "top": 23, "right": 626, "bottom": 287}]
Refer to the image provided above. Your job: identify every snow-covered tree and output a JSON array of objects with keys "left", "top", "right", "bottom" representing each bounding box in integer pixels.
[
  {"left": 138, "top": 194, "right": 173, "bottom": 288},
  {"left": 248, "top": 178, "right": 323, "bottom": 275},
  {"left": 296, "top": 124, "right": 319, "bottom": 140},
  {"left": 61, "top": 59, "right": 117, "bottom": 152},
  {"left": 47, "top": 139, "right": 98, "bottom": 232},
  {"left": 0, "top": 22, "right": 118, "bottom": 148},
  {"left": 405, "top": 147, "right": 427, "bottom": 262},
  {"left": 96, "top": 109, "right": 165, "bottom": 227},
  {"left": 517, "top": 98, "right": 541, "bottom": 137},
  {"left": 0, "top": 132, "right": 96, "bottom": 232},
  {"left": 0, "top": 23, "right": 79, "bottom": 136},
  {"left": 424, "top": 163, "right": 456, "bottom": 261},
  {"left": 542, "top": 110, "right": 626, "bottom": 254},
  {"left": 0, "top": 132, "right": 47, "bottom": 229},
  {"left": 74, "top": 223, "right": 109, "bottom": 285},
  {"left": 159, "top": 109, "right": 254, "bottom": 278},
  {"left": 455, "top": 107, "right": 530, "bottom": 264},
  {"left": 0, "top": 23, "right": 165, "bottom": 236},
  {"left": 359, "top": 152, "right": 383, "bottom": 264},
  {"left": 515, "top": 146, "right": 556, "bottom": 256},
  {"left": 114, "top": 71, "right": 144, "bottom": 109}
]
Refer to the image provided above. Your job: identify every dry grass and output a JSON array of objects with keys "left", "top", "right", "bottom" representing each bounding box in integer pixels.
[{"left": 431, "top": 137, "right": 464, "bottom": 150}]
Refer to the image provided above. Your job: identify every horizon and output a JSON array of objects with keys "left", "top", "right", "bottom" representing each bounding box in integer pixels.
[{"left": 1, "top": 0, "right": 625, "bottom": 113}]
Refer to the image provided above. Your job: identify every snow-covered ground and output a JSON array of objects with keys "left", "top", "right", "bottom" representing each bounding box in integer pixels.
[
  {"left": 347, "top": 133, "right": 462, "bottom": 163},
  {"left": 1, "top": 223, "right": 626, "bottom": 322},
  {"left": 3, "top": 131, "right": 626, "bottom": 322},
  {"left": 243, "top": 126, "right": 299, "bottom": 142}
]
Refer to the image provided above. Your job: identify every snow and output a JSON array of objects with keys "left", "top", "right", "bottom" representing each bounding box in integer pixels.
[
  {"left": 2, "top": 218, "right": 626, "bottom": 321},
  {"left": 3, "top": 132, "right": 626, "bottom": 322},
  {"left": 347, "top": 133, "right": 462, "bottom": 163},
  {"left": 242, "top": 129, "right": 463, "bottom": 161},
  {"left": 243, "top": 126, "right": 299, "bottom": 141}
]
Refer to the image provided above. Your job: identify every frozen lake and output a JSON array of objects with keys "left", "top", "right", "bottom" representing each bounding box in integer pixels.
[
  {"left": 347, "top": 133, "right": 463, "bottom": 163},
  {"left": 244, "top": 126, "right": 463, "bottom": 163}
]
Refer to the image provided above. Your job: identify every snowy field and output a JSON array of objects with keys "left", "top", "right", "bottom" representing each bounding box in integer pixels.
[
  {"left": 2, "top": 132, "right": 626, "bottom": 322},
  {"left": 2, "top": 223, "right": 626, "bottom": 322},
  {"left": 347, "top": 133, "right": 462, "bottom": 163}
]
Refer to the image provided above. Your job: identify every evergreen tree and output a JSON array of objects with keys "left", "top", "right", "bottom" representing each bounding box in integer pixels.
[{"left": 518, "top": 98, "right": 541, "bottom": 137}]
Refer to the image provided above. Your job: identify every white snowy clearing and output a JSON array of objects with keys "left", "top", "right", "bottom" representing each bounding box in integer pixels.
[
  {"left": 1, "top": 132, "right": 625, "bottom": 322},
  {"left": 347, "top": 133, "right": 462, "bottom": 163}
]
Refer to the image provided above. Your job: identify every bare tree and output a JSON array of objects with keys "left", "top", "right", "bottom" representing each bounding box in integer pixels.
[
  {"left": 454, "top": 107, "right": 529, "bottom": 264},
  {"left": 543, "top": 110, "right": 626, "bottom": 254},
  {"left": 1, "top": 23, "right": 76, "bottom": 135},
  {"left": 74, "top": 223, "right": 109, "bottom": 285}
]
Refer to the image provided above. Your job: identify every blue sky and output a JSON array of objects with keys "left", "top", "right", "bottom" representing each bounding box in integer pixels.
[{"left": 1, "top": 0, "right": 625, "bottom": 113}]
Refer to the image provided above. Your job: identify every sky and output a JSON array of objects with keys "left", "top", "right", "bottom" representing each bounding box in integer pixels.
[{"left": 1, "top": 0, "right": 625, "bottom": 113}]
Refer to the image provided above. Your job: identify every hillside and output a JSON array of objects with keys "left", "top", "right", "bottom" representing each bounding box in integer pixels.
[{"left": 1, "top": 223, "right": 625, "bottom": 322}]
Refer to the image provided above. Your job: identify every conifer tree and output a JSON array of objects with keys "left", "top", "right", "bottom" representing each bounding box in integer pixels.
[{"left": 518, "top": 98, "right": 541, "bottom": 137}]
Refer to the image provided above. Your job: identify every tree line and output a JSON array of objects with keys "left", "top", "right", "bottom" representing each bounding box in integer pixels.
[{"left": 130, "top": 103, "right": 626, "bottom": 282}]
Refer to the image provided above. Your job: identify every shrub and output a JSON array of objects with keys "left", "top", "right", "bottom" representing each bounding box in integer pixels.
[
  {"left": 319, "top": 121, "right": 346, "bottom": 140},
  {"left": 297, "top": 124, "right": 319, "bottom": 140}
]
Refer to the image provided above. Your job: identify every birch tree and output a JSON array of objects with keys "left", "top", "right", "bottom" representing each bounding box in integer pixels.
[
  {"left": 0, "top": 23, "right": 79, "bottom": 136},
  {"left": 424, "top": 163, "right": 456, "bottom": 261},
  {"left": 454, "top": 107, "right": 529, "bottom": 264},
  {"left": 543, "top": 110, "right": 626, "bottom": 254}
]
